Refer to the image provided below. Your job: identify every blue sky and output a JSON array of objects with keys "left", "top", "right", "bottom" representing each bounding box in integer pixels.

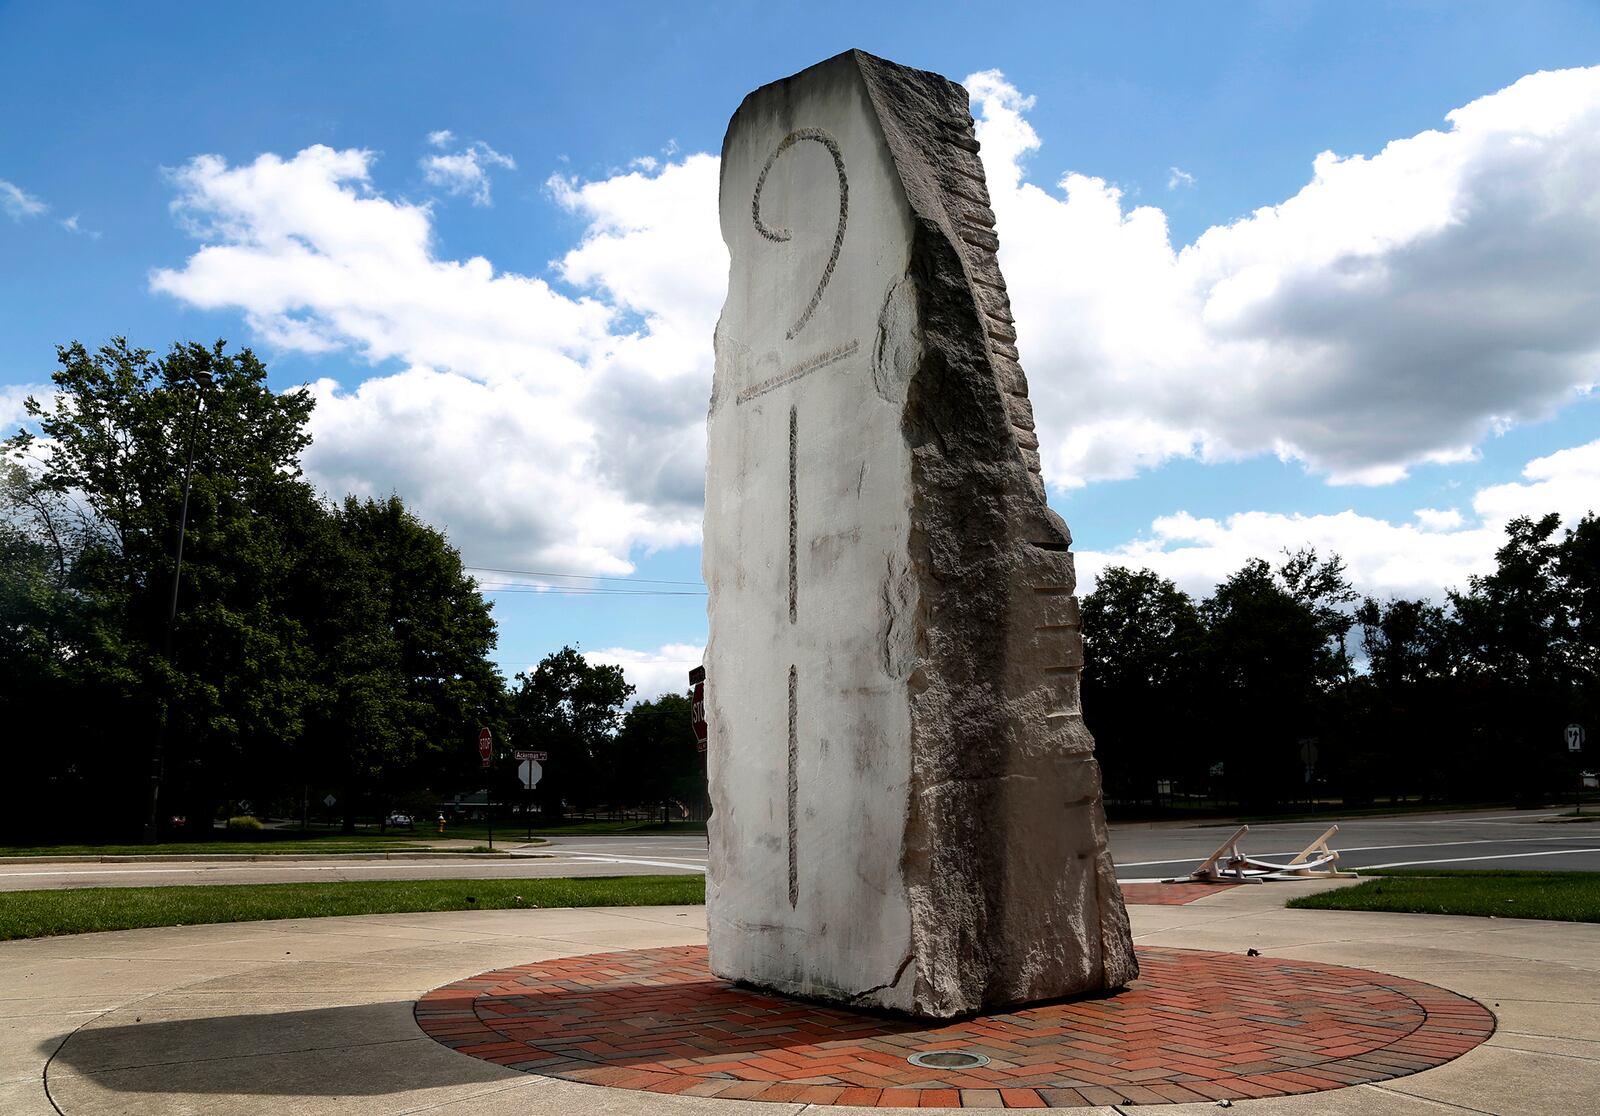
[{"left": 4, "top": 1, "right": 1600, "bottom": 696}]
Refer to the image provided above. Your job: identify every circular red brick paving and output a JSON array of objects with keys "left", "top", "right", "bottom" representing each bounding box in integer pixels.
[{"left": 414, "top": 945, "right": 1494, "bottom": 1107}]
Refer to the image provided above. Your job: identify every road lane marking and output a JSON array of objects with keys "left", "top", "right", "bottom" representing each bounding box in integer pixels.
[
  {"left": 1114, "top": 834, "right": 1599, "bottom": 869},
  {"left": 553, "top": 855, "right": 708, "bottom": 872},
  {"left": 1361, "top": 848, "right": 1600, "bottom": 869},
  {"left": 1116, "top": 847, "right": 1600, "bottom": 882}
]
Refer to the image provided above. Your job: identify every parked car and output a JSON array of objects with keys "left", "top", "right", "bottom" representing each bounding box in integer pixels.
[{"left": 386, "top": 813, "right": 414, "bottom": 829}]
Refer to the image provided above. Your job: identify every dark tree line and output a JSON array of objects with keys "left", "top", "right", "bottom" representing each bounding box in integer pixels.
[
  {"left": 1083, "top": 519, "right": 1599, "bottom": 812},
  {"left": 2, "top": 339, "right": 705, "bottom": 843}
]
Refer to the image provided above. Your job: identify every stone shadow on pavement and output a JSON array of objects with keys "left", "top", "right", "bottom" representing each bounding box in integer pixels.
[{"left": 43, "top": 1000, "right": 509, "bottom": 1097}]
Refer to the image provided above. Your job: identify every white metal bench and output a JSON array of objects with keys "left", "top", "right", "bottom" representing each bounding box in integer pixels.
[{"left": 1174, "top": 824, "right": 1358, "bottom": 884}]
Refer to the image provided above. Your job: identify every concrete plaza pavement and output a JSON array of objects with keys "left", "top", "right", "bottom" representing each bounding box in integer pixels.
[{"left": 4, "top": 882, "right": 1597, "bottom": 1114}]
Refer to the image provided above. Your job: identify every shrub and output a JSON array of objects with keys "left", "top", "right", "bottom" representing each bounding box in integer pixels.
[{"left": 225, "top": 815, "right": 265, "bottom": 838}]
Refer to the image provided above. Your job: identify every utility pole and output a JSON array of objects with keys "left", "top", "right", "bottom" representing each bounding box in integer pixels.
[{"left": 143, "top": 370, "right": 213, "bottom": 844}]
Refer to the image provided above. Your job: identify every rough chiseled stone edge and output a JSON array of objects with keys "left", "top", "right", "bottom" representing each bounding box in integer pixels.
[{"left": 847, "top": 49, "right": 1137, "bottom": 1014}]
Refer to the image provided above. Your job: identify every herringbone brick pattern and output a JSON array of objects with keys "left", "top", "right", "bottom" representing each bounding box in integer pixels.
[{"left": 415, "top": 945, "right": 1493, "bottom": 1107}]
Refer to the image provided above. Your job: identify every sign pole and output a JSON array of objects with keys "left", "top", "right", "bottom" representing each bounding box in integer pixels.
[
  {"left": 690, "top": 666, "right": 710, "bottom": 848},
  {"left": 1568, "top": 724, "right": 1586, "bottom": 816},
  {"left": 511, "top": 751, "right": 547, "bottom": 843},
  {"left": 479, "top": 726, "right": 494, "bottom": 851}
]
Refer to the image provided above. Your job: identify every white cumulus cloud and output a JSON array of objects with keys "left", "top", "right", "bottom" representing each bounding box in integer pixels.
[
  {"left": 585, "top": 643, "right": 705, "bottom": 703},
  {"left": 150, "top": 144, "right": 712, "bottom": 572},
  {"left": 420, "top": 138, "right": 515, "bottom": 206},
  {"left": 970, "top": 65, "right": 1600, "bottom": 490},
  {"left": 1413, "top": 507, "right": 1465, "bottom": 532},
  {"left": 146, "top": 63, "right": 1600, "bottom": 608},
  {"left": 1, "top": 383, "right": 50, "bottom": 431},
  {"left": 1078, "top": 435, "right": 1600, "bottom": 603},
  {"left": 1473, "top": 437, "right": 1600, "bottom": 525}
]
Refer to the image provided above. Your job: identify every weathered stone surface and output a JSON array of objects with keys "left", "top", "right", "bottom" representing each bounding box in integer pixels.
[{"left": 704, "top": 49, "right": 1136, "bottom": 1018}]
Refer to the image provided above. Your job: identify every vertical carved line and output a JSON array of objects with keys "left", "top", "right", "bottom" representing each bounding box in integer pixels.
[
  {"left": 788, "top": 404, "right": 798, "bottom": 625},
  {"left": 787, "top": 664, "right": 798, "bottom": 908}
]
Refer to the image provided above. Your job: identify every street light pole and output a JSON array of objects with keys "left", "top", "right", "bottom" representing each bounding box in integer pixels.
[{"left": 142, "top": 371, "right": 213, "bottom": 844}]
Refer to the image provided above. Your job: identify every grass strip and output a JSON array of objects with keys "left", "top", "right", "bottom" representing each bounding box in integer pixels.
[
  {"left": 1286, "top": 869, "right": 1600, "bottom": 923},
  {"left": 0, "top": 820, "right": 707, "bottom": 855},
  {"left": 0, "top": 841, "right": 440, "bottom": 858},
  {"left": 0, "top": 874, "right": 705, "bottom": 941}
]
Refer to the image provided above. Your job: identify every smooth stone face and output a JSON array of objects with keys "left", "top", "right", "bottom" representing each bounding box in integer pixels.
[{"left": 704, "top": 49, "right": 1137, "bottom": 1018}]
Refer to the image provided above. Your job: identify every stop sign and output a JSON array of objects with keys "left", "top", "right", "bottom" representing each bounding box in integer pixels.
[
  {"left": 478, "top": 727, "right": 493, "bottom": 767},
  {"left": 689, "top": 666, "right": 708, "bottom": 753}
]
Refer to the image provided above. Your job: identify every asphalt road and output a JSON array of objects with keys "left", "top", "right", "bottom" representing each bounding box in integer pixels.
[
  {"left": 1107, "top": 808, "right": 1600, "bottom": 881},
  {"left": 2, "top": 809, "right": 1596, "bottom": 891},
  {"left": 0, "top": 836, "right": 712, "bottom": 892}
]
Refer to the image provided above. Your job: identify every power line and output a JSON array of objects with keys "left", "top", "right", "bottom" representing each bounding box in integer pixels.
[
  {"left": 464, "top": 564, "right": 703, "bottom": 587},
  {"left": 477, "top": 584, "right": 705, "bottom": 596}
]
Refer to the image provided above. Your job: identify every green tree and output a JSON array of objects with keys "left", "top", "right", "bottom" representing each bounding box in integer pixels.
[
  {"left": 1451, "top": 514, "right": 1583, "bottom": 798},
  {"left": 310, "top": 496, "right": 504, "bottom": 829},
  {"left": 1349, "top": 596, "right": 1458, "bottom": 803},
  {"left": 1557, "top": 514, "right": 1600, "bottom": 764},
  {"left": 3, "top": 339, "right": 507, "bottom": 839},
  {"left": 0, "top": 460, "right": 90, "bottom": 680},
  {"left": 506, "top": 647, "right": 633, "bottom": 820},
  {"left": 1200, "top": 556, "right": 1348, "bottom": 807},
  {"left": 1279, "top": 547, "right": 1359, "bottom": 683},
  {"left": 1453, "top": 514, "right": 1571, "bottom": 687},
  {"left": 1556, "top": 513, "right": 1599, "bottom": 683},
  {"left": 5, "top": 339, "right": 319, "bottom": 836},
  {"left": 0, "top": 461, "right": 100, "bottom": 835},
  {"left": 1080, "top": 566, "right": 1203, "bottom": 802},
  {"left": 612, "top": 692, "right": 704, "bottom": 820}
]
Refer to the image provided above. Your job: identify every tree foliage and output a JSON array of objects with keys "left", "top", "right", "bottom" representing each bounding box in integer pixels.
[
  {"left": 505, "top": 646, "right": 633, "bottom": 819},
  {"left": 1, "top": 340, "right": 501, "bottom": 840},
  {"left": 612, "top": 692, "right": 702, "bottom": 819},
  {"left": 1083, "top": 522, "right": 1596, "bottom": 812}
]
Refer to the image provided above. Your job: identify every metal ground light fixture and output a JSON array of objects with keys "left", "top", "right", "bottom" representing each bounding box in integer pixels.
[{"left": 142, "top": 368, "right": 214, "bottom": 844}]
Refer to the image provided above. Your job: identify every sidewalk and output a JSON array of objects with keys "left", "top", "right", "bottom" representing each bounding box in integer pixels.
[{"left": 3, "top": 883, "right": 1595, "bottom": 1114}]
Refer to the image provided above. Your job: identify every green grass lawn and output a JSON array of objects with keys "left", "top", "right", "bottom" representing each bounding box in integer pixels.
[
  {"left": 0, "top": 839, "right": 441, "bottom": 857},
  {"left": 0, "top": 818, "right": 701, "bottom": 856},
  {"left": 0, "top": 874, "right": 706, "bottom": 941},
  {"left": 1287, "top": 869, "right": 1600, "bottom": 923}
]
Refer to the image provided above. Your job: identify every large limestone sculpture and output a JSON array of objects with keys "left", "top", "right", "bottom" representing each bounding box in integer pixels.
[{"left": 703, "top": 49, "right": 1137, "bottom": 1018}]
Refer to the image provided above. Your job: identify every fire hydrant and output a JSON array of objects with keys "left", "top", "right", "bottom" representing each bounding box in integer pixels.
[{"left": 437, "top": 813, "right": 446, "bottom": 835}]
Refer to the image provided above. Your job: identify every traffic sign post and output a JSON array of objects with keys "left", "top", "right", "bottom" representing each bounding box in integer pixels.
[
  {"left": 690, "top": 666, "right": 708, "bottom": 753},
  {"left": 691, "top": 666, "right": 709, "bottom": 846},
  {"left": 1298, "top": 738, "right": 1319, "bottom": 790},
  {"left": 517, "top": 759, "right": 544, "bottom": 787},
  {"left": 1568, "top": 724, "right": 1586, "bottom": 815},
  {"left": 518, "top": 756, "right": 544, "bottom": 841},
  {"left": 478, "top": 727, "right": 494, "bottom": 850}
]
